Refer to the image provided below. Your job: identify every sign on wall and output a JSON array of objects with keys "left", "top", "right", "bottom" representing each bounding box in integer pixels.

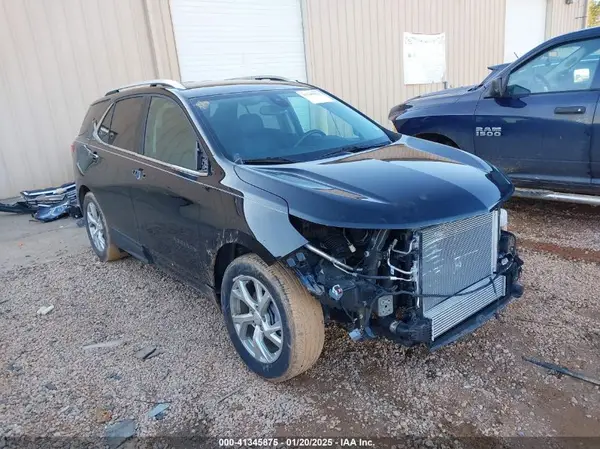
[{"left": 403, "top": 32, "right": 446, "bottom": 85}]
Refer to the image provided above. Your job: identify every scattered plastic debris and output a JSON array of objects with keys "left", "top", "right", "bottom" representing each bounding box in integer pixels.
[
  {"left": 36, "top": 305, "right": 55, "bottom": 316},
  {"left": 0, "top": 182, "right": 81, "bottom": 222},
  {"left": 135, "top": 346, "right": 157, "bottom": 360},
  {"left": 107, "top": 373, "right": 122, "bottom": 381},
  {"left": 105, "top": 419, "right": 136, "bottom": 448},
  {"left": 148, "top": 403, "right": 170, "bottom": 420},
  {"left": 43, "top": 382, "right": 57, "bottom": 391},
  {"left": 82, "top": 340, "right": 124, "bottom": 350},
  {"left": 523, "top": 356, "right": 600, "bottom": 387}
]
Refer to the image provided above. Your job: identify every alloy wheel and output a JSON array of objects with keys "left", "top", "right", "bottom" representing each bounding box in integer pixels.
[
  {"left": 229, "top": 275, "right": 283, "bottom": 363},
  {"left": 86, "top": 202, "right": 106, "bottom": 252}
]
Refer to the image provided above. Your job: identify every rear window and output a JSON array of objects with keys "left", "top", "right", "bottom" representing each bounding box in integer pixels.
[{"left": 78, "top": 100, "right": 110, "bottom": 136}]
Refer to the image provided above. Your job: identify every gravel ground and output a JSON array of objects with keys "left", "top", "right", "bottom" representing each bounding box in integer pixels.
[{"left": 1, "top": 199, "right": 599, "bottom": 443}]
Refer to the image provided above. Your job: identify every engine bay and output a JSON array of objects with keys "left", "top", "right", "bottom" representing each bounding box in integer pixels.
[{"left": 285, "top": 213, "right": 523, "bottom": 347}]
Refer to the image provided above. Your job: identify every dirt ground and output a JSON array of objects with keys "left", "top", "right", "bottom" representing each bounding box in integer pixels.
[{"left": 1, "top": 198, "right": 599, "bottom": 446}]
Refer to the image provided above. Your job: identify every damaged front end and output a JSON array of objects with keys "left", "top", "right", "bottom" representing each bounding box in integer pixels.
[{"left": 285, "top": 210, "right": 523, "bottom": 350}]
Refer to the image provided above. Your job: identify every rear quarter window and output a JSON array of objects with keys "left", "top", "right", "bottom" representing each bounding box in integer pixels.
[{"left": 78, "top": 100, "right": 110, "bottom": 136}]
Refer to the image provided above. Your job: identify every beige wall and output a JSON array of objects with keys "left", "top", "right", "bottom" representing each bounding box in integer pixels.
[
  {"left": 0, "top": 0, "right": 180, "bottom": 199},
  {"left": 301, "top": 0, "right": 507, "bottom": 126},
  {"left": 546, "top": 0, "right": 587, "bottom": 38}
]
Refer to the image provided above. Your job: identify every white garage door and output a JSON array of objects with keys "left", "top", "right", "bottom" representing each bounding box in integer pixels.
[
  {"left": 504, "top": 0, "right": 547, "bottom": 63},
  {"left": 169, "top": 0, "right": 307, "bottom": 82}
]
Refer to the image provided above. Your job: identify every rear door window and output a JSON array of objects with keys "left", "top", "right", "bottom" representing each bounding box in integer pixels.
[
  {"left": 110, "top": 97, "right": 146, "bottom": 152},
  {"left": 97, "top": 97, "right": 146, "bottom": 152},
  {"left": 143, "top": 97, "right": 198, "bottom": 170}
]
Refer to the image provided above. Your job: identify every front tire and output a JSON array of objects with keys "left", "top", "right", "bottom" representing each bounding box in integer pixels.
[
  {"left": 82, "top": 192, "right": 124, "bottom": 262},
  {"left": 221, "top": 254, "right": 325, "bottom": 382}
]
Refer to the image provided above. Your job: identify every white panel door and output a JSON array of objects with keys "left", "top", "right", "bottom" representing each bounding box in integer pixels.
[
  {"left": 170, "top": 0, "right": 307, "bottom": 82},
  {"left": 504, "top": 0, "right": 547, "bottom": 63}
]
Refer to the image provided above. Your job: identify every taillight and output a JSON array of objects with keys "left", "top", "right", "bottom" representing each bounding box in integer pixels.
[{"left": 71, "top": 143, "right": 75, "bottom": 153}]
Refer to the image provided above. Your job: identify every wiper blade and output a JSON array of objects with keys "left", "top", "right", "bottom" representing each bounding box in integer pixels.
[
  {"left": 241, "top": 156, "right": 296, "bottom": 165},
  {"left": 323, "top": 142, "right": 388, "bottom": 158}
]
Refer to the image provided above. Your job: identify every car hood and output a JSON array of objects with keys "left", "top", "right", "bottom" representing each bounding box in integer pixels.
[
  {"left": 389, "top": 86, "right": 476, "bottom": 120},
  {"left": 234, "top": 135, "right": 514, "bottom": 229},
  {"left": 411, "top": 85, "right": 474, "bottom": 101}
]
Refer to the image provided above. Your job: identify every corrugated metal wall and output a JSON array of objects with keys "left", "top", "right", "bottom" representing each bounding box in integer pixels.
[
  {"left": 545, "top": 0, "right": 587, "bottom": 38},
  {"left": 0, "top": 0, "right": 180, "bottom": 199},
  {"left": 301, "top": 0, "right": 507, "bottom": 126}
]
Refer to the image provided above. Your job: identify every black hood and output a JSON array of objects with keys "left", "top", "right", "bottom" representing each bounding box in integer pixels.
[{"left": 234, "top": 135, "right": 514, "bottom": 229}]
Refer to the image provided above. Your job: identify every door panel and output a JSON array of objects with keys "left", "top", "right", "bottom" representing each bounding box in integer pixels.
[
  {"left": 130, "top": 95, "right": 208, "bottom": 281},
  {"left": 82, "top": 97, "right": 147, "bottom": 246},
  {"left": 474, "top": 36, "right": 600, "bottom": 188},
  {"left": 130, "top": 162, "right": 204, "bottom": 275},
  {"left": 475, "top": 91, "right": 597, "bottom": 186}
]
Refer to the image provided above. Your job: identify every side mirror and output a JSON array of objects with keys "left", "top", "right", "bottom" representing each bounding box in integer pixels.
[{"left": 486, "top": 77, "right": 506, "bottom": 98}]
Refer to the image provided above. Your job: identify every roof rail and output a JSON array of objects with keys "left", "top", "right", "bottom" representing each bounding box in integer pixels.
[
  {"left": 105, "top": 79, "right": 185, "bottom": 96},
  {"left": 228, "top": 75, "right": 292, "bottom": 82}
]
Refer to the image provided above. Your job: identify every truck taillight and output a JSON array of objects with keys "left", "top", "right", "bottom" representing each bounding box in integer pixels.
[{"left": 71, "top": 143, "right": 75, "bottom": 153}]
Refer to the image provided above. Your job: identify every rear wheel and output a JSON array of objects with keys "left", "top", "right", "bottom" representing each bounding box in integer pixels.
[
  {"left": 82, "top": 192, "right": 124, "bottom": 262},
  {"left": 221, "top": 254, "right": 325, "bottom": 382}
]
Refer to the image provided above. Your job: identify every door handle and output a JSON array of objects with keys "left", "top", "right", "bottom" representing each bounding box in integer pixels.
[
  {"left": 554, "top": 106, "right": 586, "bottom": 114},
  {"left": 132, "top": 168, "right": 145, "bottom": 180},
  {"left": 83, "top": 145, "right": 99, "bottom": 160}
]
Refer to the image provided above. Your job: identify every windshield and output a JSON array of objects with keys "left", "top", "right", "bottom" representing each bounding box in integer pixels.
[{"left": 191, "top": 88, "right": 391, "bottom": 163}]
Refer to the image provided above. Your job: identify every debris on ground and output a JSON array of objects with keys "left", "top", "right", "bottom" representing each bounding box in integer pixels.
[
  {"left": 135, "top": 346, "right": 157, "bottom": 360},
  {"left": 523, "top": 356, "right": 600, "bottom": 387},
  {"left": 145, "top": 349, "right": 164, "bottom": 359},
  {"left": 82, "top": 339, "right": 124, "bottom": 350},
  {"left": 105, "top": 419, "right": 136, "bottom": 448},
  {"left": 94, "top": 407, "right": 113, "bottom": 423},
  {"left": 0, "top": 182, "right": 81, "bottom": 223},
  {"left": 36, "top": 305, "right": 54, "bottom": 316},
  {"left": 148, "top": 403, "right": 170, "bottom": 420}
]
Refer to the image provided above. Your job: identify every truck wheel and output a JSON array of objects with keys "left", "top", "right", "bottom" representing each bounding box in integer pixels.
[
  {"left": 221, "top": 254, "right": 325, "bottom": 382},
  {"left": 82, "top": 193, "right": 124, "bottom": 262}
]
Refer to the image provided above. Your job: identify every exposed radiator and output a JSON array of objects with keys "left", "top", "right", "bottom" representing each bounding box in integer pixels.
[
  {"left": 424, "top": 276, "right": 506, "bottom": 340},
  {"left": 419, "top": 211, "right": 499, "bottom": 312}
]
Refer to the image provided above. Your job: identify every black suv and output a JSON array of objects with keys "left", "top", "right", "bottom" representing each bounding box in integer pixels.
[{"left": 73, "top": 78, "right": 523, "bottom": 382}]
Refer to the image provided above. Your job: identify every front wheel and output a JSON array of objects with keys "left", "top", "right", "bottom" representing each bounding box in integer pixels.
[{"left": 221, "top": 254, "right": 325, "bottom": 382}]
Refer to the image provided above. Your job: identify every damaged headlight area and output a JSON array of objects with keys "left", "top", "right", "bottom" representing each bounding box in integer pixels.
[{"left": 285, "top": 210, "right": 523, "bottom": 349}]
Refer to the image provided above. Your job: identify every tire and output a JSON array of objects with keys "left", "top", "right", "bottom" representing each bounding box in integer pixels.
[
  {"left": 221, "top": 254, "right": 325, "bottom": 382},
  {"left": 82, "top": 192, "right": 124, "bottom": 262}
]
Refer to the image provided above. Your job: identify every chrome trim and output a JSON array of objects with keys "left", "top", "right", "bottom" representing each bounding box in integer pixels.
[
  {"left": 424, "top": 276, "right": 506, "bottom": 340},
  {"left": 105, "top": 79, "right": 185, "bottom": 96},
  {"left": 514, "top": 188, "right": 600, "bottom": 206}
]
